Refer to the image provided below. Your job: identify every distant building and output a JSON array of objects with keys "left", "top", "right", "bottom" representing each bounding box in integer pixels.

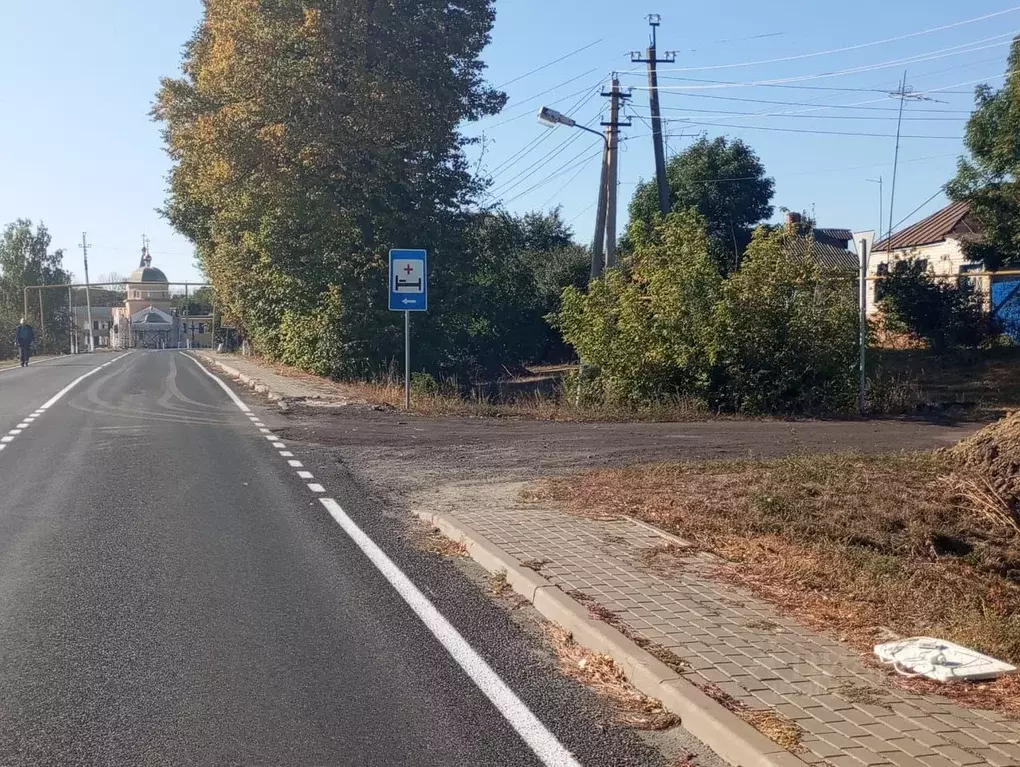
[
  {"left": 866, "top": 201, "right": 984, "bottom": 315},
  {"left": 73, "top": 245, "right": 214, "bottom": 351},
  {"left": 780, "top": 213, "right": 858, "bottom": 273}
]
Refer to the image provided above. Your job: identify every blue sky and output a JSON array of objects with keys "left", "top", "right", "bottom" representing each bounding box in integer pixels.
[{"left": 0, "top": 1, "right": 1013, "bottom": 284}]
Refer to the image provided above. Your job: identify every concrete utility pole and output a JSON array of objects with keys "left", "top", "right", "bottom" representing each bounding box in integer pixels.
[
  {"left": 591, "top": 143, "right": 611, "bottom": 278},
  {"left": 602, "top": 76, "right": 631, "bottom": 270},
  {"left": 79, "top": 233, "right": 94, "bottom": 352},
  {"left": 631, "top": 14, "right": 674, "bottom": 216}
]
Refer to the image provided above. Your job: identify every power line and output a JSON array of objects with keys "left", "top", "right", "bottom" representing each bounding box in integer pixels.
[
  {"left": 537, "top": 152, "right": 602, "bottom": 209},
  {"left": 633, "top": 33, "right": 1017, "bottom": 90},
  {"left": 480, "top": 76, "right": 599, "bottom": 129},
  {"left": 652, "top": 7, "right": 1020, "bottom": 72},
  {"left": 501, "top": 148, "right": 605, "bottom": 206},
  {"left": 485, "top": 86, "right": 600, "bottom": 179},
  {"left": 885, "top": 187, "right": 949, "bottom": 237},
  {"left": 654, "top": 89, "right": 972, "bottom": 112},
  {"left": 655, "top": 118, "right": 963, "bottom": 139},
  {"left": 494, "top": 39, "right": 604, "bottom": 89},
  {"left": 632, "top": 105, "right": 967, "bottom": 121}
]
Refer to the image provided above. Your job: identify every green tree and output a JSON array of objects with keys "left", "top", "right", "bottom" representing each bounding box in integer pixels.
[
  {"left": 627, "top": 135, "right": 775, "bottom": 273},
  {"left": 0, "top": 220, "right": 71, "bottom": 354},
  {"left": 711, "top": 228, "right": 858, "bottom": 414},
  {"left": 947, "top": 37, "right": 1020, "bottom": 268},
  {"left": 154, "top": 0, "right": 505, "bottom": 378},
  {"left": 555, "top": 210, "right": 722, "bottom": 404},
  {"left": 878, "top": 258, "right": 988, "bottom": 351}
]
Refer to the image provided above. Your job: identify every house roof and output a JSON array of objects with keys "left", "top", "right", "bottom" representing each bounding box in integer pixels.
[
  {"left": 873, "top": 201, "right": 972, "bottom": 252},
  {"left": 783, "top": 237, "right": 858, "bottom": 272},
  {"left": 815, "top": 228, "right": 854, "bottom": 243}
]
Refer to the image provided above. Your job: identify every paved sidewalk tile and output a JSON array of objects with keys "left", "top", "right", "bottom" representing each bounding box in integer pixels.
[
  {"left": 199, "top": 353, "right": 363, "bottom": 402},
  {"left": 439, "top": 492, "right": 1020, "bottom": 767}
]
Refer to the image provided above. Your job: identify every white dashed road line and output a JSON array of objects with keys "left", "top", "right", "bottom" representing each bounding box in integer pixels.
[
  {"left": 183, "top": 351, "right": 581, "bottom": 767},
  {"left": 0, "top": 355, "right": 125, "bottom": 457}
]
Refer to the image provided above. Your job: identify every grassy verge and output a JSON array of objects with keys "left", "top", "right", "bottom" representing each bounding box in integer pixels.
[{"left": 539, "top": 451, "right": 1020, "bottom": 715}]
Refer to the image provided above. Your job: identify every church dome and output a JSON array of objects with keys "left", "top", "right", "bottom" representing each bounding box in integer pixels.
[{"left": 129, "top": 266, "right": 169, "bottom": 283}]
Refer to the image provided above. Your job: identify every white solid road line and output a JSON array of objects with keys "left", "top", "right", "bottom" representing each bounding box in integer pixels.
[
  {"left": 319, "top": 499, "right": 581, "bottom": 767},
  {"left": 182, "top": 352, "right": 252, "bottom": 413},
  {"left": 39, "top": 356, "right": 125, "bottom": 411},
  {"left": 189, "top": 352, "right": 581, "bottom": 767}
]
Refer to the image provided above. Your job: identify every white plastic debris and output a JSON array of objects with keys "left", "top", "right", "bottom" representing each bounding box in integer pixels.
[{"left": 874, "top": 637, "right": 1017, "bottom": 682}]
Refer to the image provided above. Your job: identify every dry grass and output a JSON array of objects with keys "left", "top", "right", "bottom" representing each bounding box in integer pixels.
[
  {"left": 488, "top": 569, "right": 512, "bottom": 597},
  {"left": 698, "top": 683, "right": 803, "bottom": 751},
  {"left": 585, "top": 601, "right": 688, "bottom": 675},
  {"left": 411, "top": 526, "right": 468, "bottom": 558},
  {"left": 545, "top": 625, "right": 681, "bottom": 731},
  {"left": 540, "top": 451, "right": 1020, "bottom": 716}
]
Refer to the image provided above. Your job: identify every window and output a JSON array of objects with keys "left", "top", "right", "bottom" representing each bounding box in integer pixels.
[
  {"left": 198, "top": 323, "right": 206, "bottom": 334},
  {"left": 875, "top": 263, "right": 889, "bottom": 301},
  {"left": 959, "top": 262, "right": 983, "bottom": 290},
  {"left": 93, "top": 320, "right": 99, "bottom": 330}
]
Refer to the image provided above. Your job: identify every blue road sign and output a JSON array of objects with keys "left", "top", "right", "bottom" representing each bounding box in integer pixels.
[{"left": 389, "top": 249, "right": 428, "bottom": 312}]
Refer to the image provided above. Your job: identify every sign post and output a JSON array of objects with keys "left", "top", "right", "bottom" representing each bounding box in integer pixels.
[{"left": 388, "top": 249, "right": 428, "bottom": 410}]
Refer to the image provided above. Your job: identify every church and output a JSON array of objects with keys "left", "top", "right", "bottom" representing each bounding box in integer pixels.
[{"left": 73, "top": 245, "right": 214, "bottom": 351}]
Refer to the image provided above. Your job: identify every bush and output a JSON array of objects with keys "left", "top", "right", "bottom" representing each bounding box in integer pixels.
[
  {"left": 711, "top": 229, "right": 858, "bottom": 413},
  {"left": 879, "top": 258, "right": 989, "bottom": 352},
  {"left": 555, "top": 211, "right": 859, "bottom": 414}
]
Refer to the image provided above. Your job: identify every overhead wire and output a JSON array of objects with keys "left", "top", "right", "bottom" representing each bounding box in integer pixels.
[
  {"left": 537, "top": 152, "right": 602, "bottom": 209},
  {"left": 500, "top": 147, "right": 605, "bottom": 206},
  {"left": 484, "top": 85, "right": 601, "bottom": 179},
  {"left": 650, "top": 118, "right": 963, "bottom": 139},
  {"left": 630, "top": 105, "right": 967, "bottom": 121},
  {"left": 631, "top": 33, "right": 1017, "bottom": 90},
  {"left": 494, "top": 39, "right": 604, "bottom": 89},
  {"left": 652, "top": 6, "right": 1020, "bottom": 72}
]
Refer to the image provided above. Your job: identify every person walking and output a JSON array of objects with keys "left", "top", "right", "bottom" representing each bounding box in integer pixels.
[{"left": 14, "top": 318, "right": 35, "bottom": 367}]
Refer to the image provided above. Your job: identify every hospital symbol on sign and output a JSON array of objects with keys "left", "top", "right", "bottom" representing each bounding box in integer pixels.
[{"left": 393, "top": 260, "right": 424, "bottom": 293}]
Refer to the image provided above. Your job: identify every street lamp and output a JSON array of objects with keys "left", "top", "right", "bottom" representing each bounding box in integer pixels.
[{"left": 537, "top": 106, "right": 610, "bottom": 277}]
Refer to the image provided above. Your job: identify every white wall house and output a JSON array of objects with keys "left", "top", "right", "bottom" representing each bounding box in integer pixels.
[{"left": 866, "top": 201, "right": 984, "bottom": 315}]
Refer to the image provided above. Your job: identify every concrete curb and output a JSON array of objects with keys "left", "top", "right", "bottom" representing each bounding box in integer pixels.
[
  {"left": 413, "top": 507, "right": 808, "bottom": 767},
  {"left": 193, "top": 352, "right": 287, "bottom": 402}
]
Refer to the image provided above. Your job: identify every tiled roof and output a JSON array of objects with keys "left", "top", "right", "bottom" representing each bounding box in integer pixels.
[
  {"left": 815, "top": 228, "right": 854, "bottom": 243},
  {"left": 783, "top": 237, "right": 858, "bottom": 272},
  {"left": 873, "top": 201, "right": 972, "bottom": 251}
]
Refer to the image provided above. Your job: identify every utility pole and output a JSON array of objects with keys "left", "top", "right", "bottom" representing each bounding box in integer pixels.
[
  {"left": 79, "top": 232, "right": 94, "bottom": 352},
  {"left": 591, "top": 147, "right": 610, "bottom": 278},
  {"left": 601, "top": 76, "right": 631, "bottom": 270},
  {"left": 68, "top": 285, "right": 74, "bottom": 354},
  {"left": 631, "top": 14, "right": 674, "bottom": 216}
]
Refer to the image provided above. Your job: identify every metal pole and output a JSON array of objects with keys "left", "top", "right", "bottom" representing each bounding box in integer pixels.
[
  {"left": 404, "top": 310, "right": 411, "bottom": 411},
  {"left": 80, "top": 233, "right": 94, "bottom": 352},
  {"left": 38, "top": 289, "right": 45, "bottom": 346},
  {"left": 886, "top": 72, "right": 907, "bottom": 252},
  {"left": 859, "top": 238, "right": 869, "bottom": 415},
  {"left": 68, "top": 285, "right": 74, "bottom": 354}
]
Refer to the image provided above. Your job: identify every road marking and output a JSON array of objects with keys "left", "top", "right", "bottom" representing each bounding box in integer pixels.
[
  {"left": 288, "top": 460, "right": 303, "bottom": 468},
  {"left": 189, "top": 352, "right": 581, "bottom": 767},
  {"left": 319, "top": 498, "right": 580, "bottom": 767},
  {"left": 297, "top": 471, "right": 314, "bottom": 479},
  {"left": 38, "top": 356, "right": 123, "bottom": 411},
  {"left": 0, "top": 355, "right": 126, "bottom": 457},
  {"left": 280, "top": 451, "right": 294, "bottom": 457},
  {"left": 259, "top": 428, "right": 272, "bottom": 434},
  {"left": 181, "top": 353, "right": 252, "bottom": 413}
]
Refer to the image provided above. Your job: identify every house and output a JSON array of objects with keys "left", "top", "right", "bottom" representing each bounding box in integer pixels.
[
  {"left": 866, "top": 201, "right": 983, "bottom": 315},
  {"left": 781, "top": 213, "right": 858, "bottom": 273},
  {"left": 73, "top": 307, "right": 114, "bottom": 352}
]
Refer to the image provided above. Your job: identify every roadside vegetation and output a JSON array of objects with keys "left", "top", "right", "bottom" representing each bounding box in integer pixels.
[{"left": 539, "top": 429, "right": 1020, "bottom": 714}]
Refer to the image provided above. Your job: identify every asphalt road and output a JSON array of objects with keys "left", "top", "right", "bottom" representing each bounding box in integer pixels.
[{"left": 0, "top": 352, "right": 667, "bottom": 767}]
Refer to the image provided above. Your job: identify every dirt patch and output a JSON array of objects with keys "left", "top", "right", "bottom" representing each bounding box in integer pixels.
[
  {"left": 539, "top": 451, "right": 1020, "bottom": 715},
  {"left": 545, "top": 625, "right": 682, "bottom": 731},
  {"left": 411, "top": 525, "right": 468, "bottom": 558}
]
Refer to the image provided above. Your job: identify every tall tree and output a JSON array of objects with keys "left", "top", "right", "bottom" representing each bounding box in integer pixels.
[
  {"left": 627, "top": 135, "right": 774, "bottom": 274},
  {"left": 0, "top": 220, "right": 71, "bottom": 350},
  {"left": 154, "top": 0, "right": 505, "bottom": 377},
  {"left": 947, "top": 37, "right": 1020, "bottom": 269}
]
